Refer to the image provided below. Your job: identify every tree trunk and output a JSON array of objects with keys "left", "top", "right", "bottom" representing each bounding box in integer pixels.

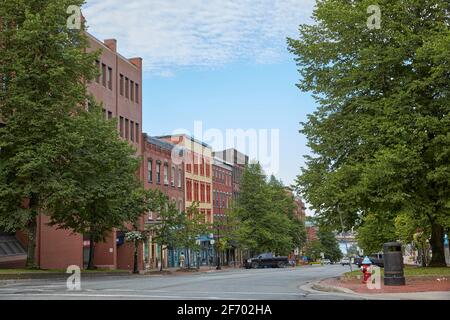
[
  {"left": 429, "top": 222, "right": 446, "bottom": 267},
  {"left": 87, "top": 234, "right": 96, "bottom": 270},
  {"left": 25, "top": 216, "right": 38, "bottom": 269},
  {"left": 159, "top": 245, "right": 163, "bottom": 272},
  {"left": 133, "top": 240, "right": 139, "bottom": 274}
]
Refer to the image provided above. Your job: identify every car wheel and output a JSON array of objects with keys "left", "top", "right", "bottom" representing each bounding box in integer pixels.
[
  {"left": 277, "top": 261, "right": 285, "bottom": 268},
  {"left": 251, "top": 262, "right": 259, "bottom": 269}
]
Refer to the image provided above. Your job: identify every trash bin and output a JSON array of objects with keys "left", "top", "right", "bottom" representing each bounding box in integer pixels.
[{"left": 383, "top": 242, "right": 406, "bottom": 286}]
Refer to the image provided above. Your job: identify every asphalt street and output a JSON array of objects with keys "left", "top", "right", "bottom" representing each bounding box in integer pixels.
[{"left": 0, "top": 264, "right": 362, "bottom": 300}]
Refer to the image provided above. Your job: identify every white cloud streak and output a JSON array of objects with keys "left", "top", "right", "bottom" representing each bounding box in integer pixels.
[{"left": 83, "top": 0, "right": 315, "bottom": 76}]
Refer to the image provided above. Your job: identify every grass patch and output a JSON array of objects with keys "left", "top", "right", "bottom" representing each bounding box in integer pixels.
[{"left": 342, "top": 266, "right": 450, "bottom": 280}]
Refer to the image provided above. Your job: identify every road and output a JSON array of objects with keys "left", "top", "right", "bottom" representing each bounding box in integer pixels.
[{"left": 0, "top": 265, "right": 362, "bottom": 300}]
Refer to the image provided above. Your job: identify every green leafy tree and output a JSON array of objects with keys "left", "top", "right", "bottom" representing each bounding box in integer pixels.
[
  {"left": 289, "top": 0, "right": 450, "bottom": 266},
  {"left": 356, "top": 213, "right": 397, "bottom": 254},
  {"left": 232, "top": 163, "right": 296, "bottom": 256},
  {"left": 317, "top": 229, "right": 343, "bottom": 262},
  {"left": 146, "top": 190, "right": 186, "bottom": 271},
  {"left": 177, "top": 202, "right": 210, "bottom": 268},
  {"left": 49, "top": 105, "right": 144, "bottom": 270},
  {"left": 304, "top": 240, "right": 323, "bottom": 262},
  {"left": 0, "top": 0, "right": 98, "bottom": 268}
]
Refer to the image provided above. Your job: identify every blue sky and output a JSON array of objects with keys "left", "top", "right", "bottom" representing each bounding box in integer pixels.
[{"left": 84, "top": 0, "right": 318, "bottom": 188}]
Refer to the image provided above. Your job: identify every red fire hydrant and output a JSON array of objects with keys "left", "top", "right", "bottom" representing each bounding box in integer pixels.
[{"left": 360, "top": 256, "right": 372, "bottom": 284}]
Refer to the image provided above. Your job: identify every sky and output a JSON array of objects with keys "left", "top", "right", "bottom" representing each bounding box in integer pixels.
[{"left": 83, "top": 0, "right": 318, "bottom": 192}]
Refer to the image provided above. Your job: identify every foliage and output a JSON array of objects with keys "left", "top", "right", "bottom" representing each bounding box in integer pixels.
[
  {"left": 289, "top": 0, "right": 450, "bottom": 266},
  {"left": 0, "top": 0, "right": 98, "bottom": 268},
  {"left": 231, "top": 163, "right": 307, "bottom": 256},
  {"left": 317, "top": 229, "right": 343, "bottom": 262},
  {"left": 356, "top": 213, "right": 397, "bottom": 254}
]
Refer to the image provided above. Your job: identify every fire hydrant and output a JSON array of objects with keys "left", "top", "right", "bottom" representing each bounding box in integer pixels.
[{"left": 360, "top": 256, "right": 372, "bottom": 284}]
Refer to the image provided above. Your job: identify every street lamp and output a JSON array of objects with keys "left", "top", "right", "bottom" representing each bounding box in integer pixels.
[{"left": 216, "top": 223, "right": 221, "bottom": 270}]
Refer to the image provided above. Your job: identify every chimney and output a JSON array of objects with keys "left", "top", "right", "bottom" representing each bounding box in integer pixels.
[
  {"left": 104, "top": 39, "right": 117, "bottom": 52},
  {"left": 129, "top": 57, "right": 143, "bottom": 70}
]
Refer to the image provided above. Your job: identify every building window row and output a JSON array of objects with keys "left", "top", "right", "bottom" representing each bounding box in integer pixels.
[
  {"left": 213, "top": 191, "right": 231, "bottom": 208},
  {"left": 119, "top": 74, "right": 139, "bottom": 103},
  {"left": 119, "top": 116, "right": 140, "bottom": 143},
  {"left": 213, "top": 168, "right": 232, "bottom": 186},
  {"left": 185, "top": 153, "right": 211, "bottom": 178},
  {"left": 186, "top": 179, "right": 211, "bottom": 204},
  {"left": 147, "top": 158, "right": 182, "bottom": 188},
  {"left": 95, "top": 60, "right": 113, "bottom": 90}
]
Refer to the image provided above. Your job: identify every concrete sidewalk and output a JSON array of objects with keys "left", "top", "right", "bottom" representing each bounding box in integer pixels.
[{"left": 307, "top": 278, "right": 450, "bottom": 300}]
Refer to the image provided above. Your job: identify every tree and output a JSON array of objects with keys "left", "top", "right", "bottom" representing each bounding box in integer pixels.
[
  {"left": 177, "top": 202, "right": 210, "bottom": 268},
  {"left": 304, "top": 240, "right": 323, "bottom": 262},
  {"left": 232, "top": 163, "right": 298, "bottom": 256},
  {"left": 0, "top": 0, "right": 98, "bottom": 268},
  {"left": 49, "top": 105, "right": 143, "bottom": 270},
  {"left": 289, "top": 0, "right": 450, "bottom": 266},
  {"left": 317, "top": 229, "right": 343, "bottom": 262},
  {"left": 356, "top": 213, "right": 397, "bottom": 255},
  {"left": 146, "top": 190, "right": 185, "bottom": 271}
]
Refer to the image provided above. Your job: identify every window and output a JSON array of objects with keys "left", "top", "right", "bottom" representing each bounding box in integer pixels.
[
  {"left": 206, "top": 184, "right": 211, "bottom": 203},
  {"left": 102, "top": 63, "right": 107, "bottom": 87},
  {"left": 164, "top": 163, "right": 169, "bottom": 185},
  {"left": 119, "top": 117, "right": 124, "bottom": 137},
  {"left": 200, "top": 183, "right": 205, "bottom": 203},
  {"left": 135, "top": 123, "right": 139, "bottom": 143},
  {"left": 130, "top": 80, "right": 134, "bottom": 101},
  {"left": 148, "top": 211, "right": 153, "bottom": 221},
  {"left": 171, "top": 166, "right": 175, "bottom": 187},
  {"left": 194, "top": 182, "right": 199, "bottom": 202},
  {"left": 130, "top": 120, "right": 134, "bottom": 142},
  {"left": 194, "top": 154, "right": 199, "bottom": 175},
  {"left": 95, "top": 60, "right": 100, "bottom": 83},
  {"left": 156, "top": 162, "right": 161, "bottom": 183},
  {"left": 120, "top": 74, "right": 124, "bottom": 95},
  {"left": 107, "top": 67, "right": 112, "bottom": 90},
  {"left": 125, "top": 77, "right": 129, "bottom": 98},
  {"left": 135, "top": 83, "right": 139, "bottom": 103},
  {"left": 125, "top": 118, "right": 129, "bottom": 140},
  {"left": 178, "top": 168, "right": 182, "bottom": 188},
  {"left": 148, "top": 159, "right": 153, "bottom": 183},
  {"left": 205, "top": 158, "right": 210, "bottom": 177},
  {"left": 186, "top": 179, "right": 192, "bottom": 202},
  {"left": 108, "top": 111, "right": 112, "bottom": 119},
  {"left": 200, "top": 157, "right": 205, "bottom": 176},
  {"left": 102, "top": 108, "right": 106, "bottom": 118}
]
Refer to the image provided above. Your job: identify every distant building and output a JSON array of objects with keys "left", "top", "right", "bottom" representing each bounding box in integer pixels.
[
  {"left": 156, "top": 134, "right": 213, "bottom": 266},
  {"left": 213, "top": 149, "right": 249, "bottom": 203},
  {"left": 142, "top": 134, "right": 184, "bottom": 269},
  {"left": 212, "top": 157, "right": 233, "bottom": 265}
]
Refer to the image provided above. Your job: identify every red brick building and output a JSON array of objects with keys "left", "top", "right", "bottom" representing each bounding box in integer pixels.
[
  {"left": 2, "top": 33, "right": 144, "bottom": 271},
  {"left": 142, "top": 134, "right": 184, "bottom": 269},
  {"left": 212, "top": 157, "right": 233, "bottom": 217}
]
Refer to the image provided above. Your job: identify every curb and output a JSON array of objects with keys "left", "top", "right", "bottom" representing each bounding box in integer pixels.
[{"left": 0, "top": 272, "right": 132, "bottom": 281}]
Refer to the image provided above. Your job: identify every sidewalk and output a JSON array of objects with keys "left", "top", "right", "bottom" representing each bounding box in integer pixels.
[{"left": 310, "top": 276, "right": 450, "bottom": 300}]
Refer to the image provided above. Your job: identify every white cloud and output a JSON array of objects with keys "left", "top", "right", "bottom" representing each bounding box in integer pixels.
[{"left": 83, "top": 0, "right": 315, "bottom": 76}]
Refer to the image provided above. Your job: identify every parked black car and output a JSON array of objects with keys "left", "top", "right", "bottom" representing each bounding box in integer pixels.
[
  {"left": 368, "top": 253, "right": 384, "bottom": 268},
  {"left": 244, "top": 253, "right": 289, "bottom": 269}
]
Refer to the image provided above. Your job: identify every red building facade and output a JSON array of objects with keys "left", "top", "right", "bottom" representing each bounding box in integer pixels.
[
  {"left": 5, "top": 34, "right": 145, "bottom": 271},
  {"left": 142, "top": 135, "right": 184, "bottom": 269}
]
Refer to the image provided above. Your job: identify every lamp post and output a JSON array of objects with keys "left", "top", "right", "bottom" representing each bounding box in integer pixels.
[{"left": 216, "top": 223, "right": 221, "bottom": 270}]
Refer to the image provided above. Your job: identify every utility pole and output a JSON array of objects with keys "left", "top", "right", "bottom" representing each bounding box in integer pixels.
[{"left": 338, "top": 205, "right": 353, "bottom": 272}]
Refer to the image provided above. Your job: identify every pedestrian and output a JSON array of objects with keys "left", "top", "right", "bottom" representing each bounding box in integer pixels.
[{"left": 179, "top": 252, "right": 185, "bottom": 269}]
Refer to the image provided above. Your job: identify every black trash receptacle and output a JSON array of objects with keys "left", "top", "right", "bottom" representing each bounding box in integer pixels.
[{"left": 383, "top": 242, "right": 406, "bottom": 286}]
